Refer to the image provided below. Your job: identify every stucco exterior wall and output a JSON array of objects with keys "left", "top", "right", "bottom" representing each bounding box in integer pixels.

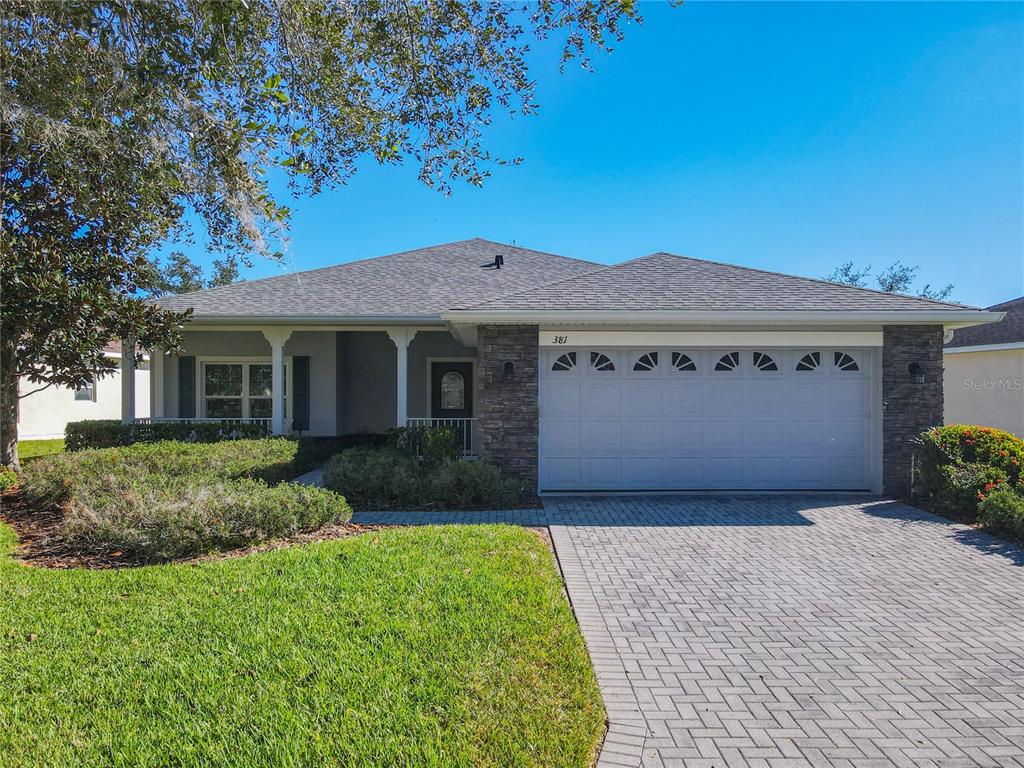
[
  {"left": 286, "top": 331, "right": 337, "bottom": 436},
  {"left": 944, "top": 348, "right": 1024, "bottom": 437},
  {"left": 162, "top": 331, "right": 268, "bottom": 418},
  {"left": 342, "top": 331, "right": 396, "bottom": 434},
  {"left": 163, "top": 330, "right": 337, "bottom": 435},
  {"left": 18, "top": 364, "right": 150, "bottom": 440},
  {"left": 168, "top": 328, "right": 467, "bottom": 437}
]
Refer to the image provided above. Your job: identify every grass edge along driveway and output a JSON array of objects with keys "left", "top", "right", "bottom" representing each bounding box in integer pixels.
[{"left": 0, "top": 523, "right": 604, "bottom": 768}]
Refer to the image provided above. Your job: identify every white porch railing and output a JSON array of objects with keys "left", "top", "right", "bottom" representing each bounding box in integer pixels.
[
  {"left": 406, "top": 417, "right": 478, "bottom": 457},
  {"left": 135, "top": 417, "right": 272, "bottom": 427}
]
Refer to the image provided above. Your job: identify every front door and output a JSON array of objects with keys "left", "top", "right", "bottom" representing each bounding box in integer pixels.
[{"left": 431, "top": 361, "right": 473, "bottom": 418}]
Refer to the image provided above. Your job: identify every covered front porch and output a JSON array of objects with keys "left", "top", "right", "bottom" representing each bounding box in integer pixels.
[{"left": 123, "top": 326, "right": 480, "bottom": 452}]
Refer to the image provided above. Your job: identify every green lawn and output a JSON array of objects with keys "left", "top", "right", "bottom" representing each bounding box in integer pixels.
[
  {"left": 18, "top": 439, "right": 64, "bottom": 462},
  {"left": 0, "top": 523, "right": 603, "bottom": 768}
]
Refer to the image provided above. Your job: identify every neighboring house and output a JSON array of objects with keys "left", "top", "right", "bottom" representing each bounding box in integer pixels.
[
  {"left": 141, "top": 238, "right": 1000, "bottom": 496},
  {"left": 944, "top": 296, "right": 1024, "bottom": 436},
  {"left": 18, "top": 342, "right": 150, "bottom": 440}
]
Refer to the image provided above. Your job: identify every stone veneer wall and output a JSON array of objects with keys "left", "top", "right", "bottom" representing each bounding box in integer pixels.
[
  {"left": 882, "top": 325, "right": 945, "bottom": 497},
  {"left": 475, "top": 325, "right": 539, "bottom": 489}
]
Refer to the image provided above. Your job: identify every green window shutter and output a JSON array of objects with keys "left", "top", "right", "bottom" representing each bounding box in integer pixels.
[
  {"left": 292, "top": 356, "right": 310, "bottom": 432},
  {"left": 178, "top": 356, "right": 195, "bottom": 418}
]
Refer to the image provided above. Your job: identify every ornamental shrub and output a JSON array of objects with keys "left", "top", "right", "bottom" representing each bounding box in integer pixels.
[
  {"left": 19, "top": 439, "right": 350, "bottom": 561},
  {"left": 292, "top": 433, "right": 387, "bottom": 474},
  {"left": 64, "top": 420, "right": 126, "bottom": 451},
  {"left": 426, "top": 459, "right": 521, "bottom": 510},
  {"left": 0, "top": 467, "right": 16, "bottom": 491},
  {"left": 387, "top": 425, "right": 460, "bottom": 464},
  {"left": 323, "top": 446, "right": 520, "bottom": 510},
  {"left": 322, "top": 447, "right": 421, "bottom": 510},
  {"left": 61, "top": 477, "right": 348, "bottom": 561},
  {"left": 65, "top": 419, "right": 270, "bottom": 451},
  {"left": 977, "top": 485, "right": 1024, "bottom": 542},
  {"left": 916, "top": 425, "right": 1024, "bottom": 516}
]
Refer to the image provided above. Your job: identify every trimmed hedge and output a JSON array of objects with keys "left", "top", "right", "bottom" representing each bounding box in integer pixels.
[
  {"left": 916, "top": 425, "right": 1024, "bottom": 514},
  {"left": 323, "top": 447, "right": 521, "bottom": 510},
  {"left": 386, "top": 425, "right": 460, "bottom": 464},
  {"left": 60, "top": 478, "right": 346, "bottom": 561},
  {"left": 20, "top": 439, "right": 351, "bottom": 561},
  {"left": 65, "top": 419, "right": 270, "bottom": 451}
]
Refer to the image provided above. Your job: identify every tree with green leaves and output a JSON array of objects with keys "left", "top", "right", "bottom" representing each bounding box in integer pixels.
[
  {"left": 147, "top": 252, "right": 243, "bottom": 298},
  {"left": 0, "top": 0, "right": 640, "bottom": 469},
  {"left": 827, "top": 261, "right": 955, "bottom": 301}
]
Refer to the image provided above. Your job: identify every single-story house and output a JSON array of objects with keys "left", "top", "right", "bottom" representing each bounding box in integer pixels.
[
  {"left": 135, "top": 238, "right": 1000, "bottom": 495},
  {"left": 19, "top": 342, "right": 150, "bottom": 440},
  {"left": 944, "top": 296, "right": 1023, "bottom": 436}
]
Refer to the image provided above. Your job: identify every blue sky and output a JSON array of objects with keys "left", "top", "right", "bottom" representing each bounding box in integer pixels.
[{"left": 182, "top": 1, "right": 1023, "bottom": 307}]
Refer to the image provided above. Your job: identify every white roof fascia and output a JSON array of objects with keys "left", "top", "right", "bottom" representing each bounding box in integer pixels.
[
  {"left": 186, "top": 314, "right": 442, "bottom": 326},
  {"left": 440, "top": 309, "right": 1005, "bottom": 328},
  {"left": 945, "top": 341, "right": 1024, "bottom": 354}
]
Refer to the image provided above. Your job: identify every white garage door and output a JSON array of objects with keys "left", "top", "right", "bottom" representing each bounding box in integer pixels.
[{"left": 539, "top": 347, "right": 876, "bottom": 491}]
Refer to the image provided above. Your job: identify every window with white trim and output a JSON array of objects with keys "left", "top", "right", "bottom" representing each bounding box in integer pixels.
[
  {"left": 551, "top": 351, "right": 577, "bottom": 372},
  {"left": 202, "top": 361, "right": 286, "bottom": 419},
  {"left": 671, "top": 352, "right": 697, "bottom": 372},
  {"left": 752, "top": 351, "right": 779, "bottom": 372},
  {"left": 633, "top": 352, "right": 658, "bottom": 372},
  {"left": 74, "top": 375, "right": 96, "bottom": 402},
  {"left": 714, "top": 352, "right": 740, "bottom": 372},
  {"left": 795, "top": 351, "right": 821, "bottom": 372},
  {"left": 590, "top": 352, "right": 615, "bottom": 372},
  {"left": 834, "top": 352, "right": 860, "bottom": 372}
]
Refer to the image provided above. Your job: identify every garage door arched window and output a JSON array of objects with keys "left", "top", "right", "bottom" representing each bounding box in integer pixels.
[
  {"left": 752, "top": 352, "right": 779, "bottom": 372},
  {"left": 590, "top": 352, "right": 615, "bottom": 372},
  {"left": 714, "top": 352, "right": 740, "bottom": 372},
  {"left": 795, "top": 352, "right": 821, "bottom": 371},
  {"left": 633, "top": 352, "right": 658, "bottom": 371},
  {"left": 551, "top": 352, "right": 577, "bottom": 372},
  {"left": 671, "top": 352, "right": 697, "bottom": 372},
  {"left": 834, "top": 352, "right": 859, "bottom": 371}
]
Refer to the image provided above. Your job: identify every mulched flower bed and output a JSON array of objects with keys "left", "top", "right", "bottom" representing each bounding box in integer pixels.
[{"left": 0, "top": 489, "right": 387, "bottom": 570}]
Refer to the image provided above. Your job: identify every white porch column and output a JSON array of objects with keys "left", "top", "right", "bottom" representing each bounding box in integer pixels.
[
  {"left": 151, "top": 348, "right": 165, "bottom": 418},
  {"left": 120, "top": 339, "right": 136, "bottom": 424},
  {"left": 262, "top": 328, "right": 293, "bottom": 434},
  {"left": 386, "top": 328, "right": 417, "bottom": 428}
]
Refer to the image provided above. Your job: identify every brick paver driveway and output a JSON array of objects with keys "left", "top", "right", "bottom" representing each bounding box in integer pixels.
[{"left": 545, "top": 496, "right": 1024, "bottom": 768}]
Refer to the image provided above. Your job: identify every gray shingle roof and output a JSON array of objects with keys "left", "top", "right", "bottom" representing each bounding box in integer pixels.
[
  {"left": 946, "top": 297, "right": 1024, "bottom": 347},
  {"left": 156, "top": 241, "right": 986, "bottom": 319},
  {"left": 458, "top": 252, "right": 979, "bottom": 312},
  {"left": 153, "top": 238, "right": 602, "bottom": 319}
]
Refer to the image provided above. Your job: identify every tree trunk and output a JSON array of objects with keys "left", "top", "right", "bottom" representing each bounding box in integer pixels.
[{"left": 1, "top": 340, "right": 20, "bottom": 471}]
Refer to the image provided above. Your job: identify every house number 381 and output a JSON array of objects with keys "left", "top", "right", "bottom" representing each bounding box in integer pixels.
[{"left": 551, "top": 335, "right": 568, "bottom": 345}]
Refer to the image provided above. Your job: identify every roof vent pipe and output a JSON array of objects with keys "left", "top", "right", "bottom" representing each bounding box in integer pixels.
[{"left": 480, "top": 254, "right": 504, "bottom": 270}]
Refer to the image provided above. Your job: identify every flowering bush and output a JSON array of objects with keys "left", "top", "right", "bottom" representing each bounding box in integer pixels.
[
  {"left": 977, "top": 485, "right": 1024, "bottom": 542},
  {"left": 916, "top": 425, "right": 1024, "bottom": 515}
]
